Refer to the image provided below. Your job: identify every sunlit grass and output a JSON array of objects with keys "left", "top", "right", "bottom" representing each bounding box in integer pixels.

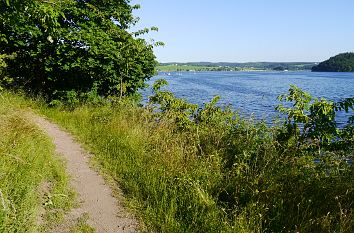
[
  {"left": 0, "top": 92, "right": 74, "bottom": 232},
  {"left": 39, "top": 98, "right": 353, "bottom": 233}
]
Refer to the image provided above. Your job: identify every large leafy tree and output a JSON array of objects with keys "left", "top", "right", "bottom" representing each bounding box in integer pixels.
[{"left": 0, "top": 0, "right": 158, "bottom": 99}]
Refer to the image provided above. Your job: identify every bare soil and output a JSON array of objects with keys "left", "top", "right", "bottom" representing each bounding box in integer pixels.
[{"left": 33, "top": 115, "right": 138, "bottom": 233}]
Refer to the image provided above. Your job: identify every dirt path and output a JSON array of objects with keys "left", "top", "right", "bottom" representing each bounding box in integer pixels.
[{"left": 33, "top": 115, "right": 137, "bottom": 233}]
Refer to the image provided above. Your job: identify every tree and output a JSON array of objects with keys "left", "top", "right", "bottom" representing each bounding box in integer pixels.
[{"left": 0, "top": 0, "right": 158, "bottom": 100}]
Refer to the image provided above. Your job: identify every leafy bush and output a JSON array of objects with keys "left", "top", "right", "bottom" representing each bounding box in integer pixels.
[
  {"left": 147, "top": 81, "right": 353, "bottom": 232},
  {"left": 276, "top": 85, "right": 354, "bottom": 152},
  {"left": 0, "top": 0, "right": 158, "bottom": 100},
  {"left": 40, "top": 81, "right": 353, "bottom": 232},
  {"left": 0, "top": 54, "right": 14, "bottom": 90}
]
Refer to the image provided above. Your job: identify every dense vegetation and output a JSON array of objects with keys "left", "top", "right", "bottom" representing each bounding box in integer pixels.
[
  {"left": 1, "top": 1, "right": 353, "bottom": 232},
  {"left": 0, "top": 0, "right": 158, "bottom": 101},
  {"left": 312, "top": 53, "right": 354, "bottom": 72},
  {"left": 39, "top": 82, "right": 353, "bottom": 233},
  {"left": 158, "top": 62, "right": 316, "bottom": 72},
  {"left": 0, "top": 93, "right": 74, "bottom": 232}
]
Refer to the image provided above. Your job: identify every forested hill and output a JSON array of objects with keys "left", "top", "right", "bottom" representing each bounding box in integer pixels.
[{"left": 312, "top": 53, "right": 354, "bottom": 72}]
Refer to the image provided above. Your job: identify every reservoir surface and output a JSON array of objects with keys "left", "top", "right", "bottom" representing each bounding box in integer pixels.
[{"left": 142, "top": 71, "right": 354, "bottom": 124}]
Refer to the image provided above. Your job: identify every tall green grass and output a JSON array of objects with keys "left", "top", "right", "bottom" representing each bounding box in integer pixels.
[
  {"left": 0, "top": 92, "right": 74, "bottom": 232},
  {"left": 40, "top": 89, "right": 353, "bottom": 233}
]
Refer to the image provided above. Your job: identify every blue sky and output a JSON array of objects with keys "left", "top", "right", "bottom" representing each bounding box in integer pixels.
[{"left": 131, "top": 0, "right": 354, "bottom": 62}]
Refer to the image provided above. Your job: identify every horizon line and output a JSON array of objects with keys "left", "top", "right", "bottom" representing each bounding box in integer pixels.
[{"left": 158, "top": 61, "right": 319, "bottom": 64}]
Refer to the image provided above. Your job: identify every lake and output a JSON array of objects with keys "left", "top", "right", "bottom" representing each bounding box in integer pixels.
[{"left": 142, "top": 71, "right": 354, "bottom": 124}]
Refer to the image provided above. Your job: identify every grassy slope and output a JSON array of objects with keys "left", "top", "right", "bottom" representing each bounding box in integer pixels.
[
  {"left": 40, "top": 105, "right": 232, "bottom": 232},
  {"left": 0, "top": 92, "right": 74, "bottom": 232},
  {"left": 39, "top": 100, "right": 353, "bottom": 233}
]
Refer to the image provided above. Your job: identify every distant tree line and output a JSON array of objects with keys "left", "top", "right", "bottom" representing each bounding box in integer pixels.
[
  {"left": 312, "top": 52, "right": 354, "bottom": 72},
  {"left": 159, "top": 62, "right": 317, "bottom": 72}
]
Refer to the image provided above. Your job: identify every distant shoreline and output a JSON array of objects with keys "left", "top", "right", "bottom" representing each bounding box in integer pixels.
[
  {"left": 158, "top": 62, "right": 316, "bottom": 72},
  {"left": 157, "top": 69, "right": 311, "bottom": 73}
]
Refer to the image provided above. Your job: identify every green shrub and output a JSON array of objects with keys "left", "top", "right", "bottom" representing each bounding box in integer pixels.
[
  {"left": 0, "top": 0, "right": 158, "bottom": 100},
  {"left": 40, "top": 82, "right": 353, "bottom": 232}
]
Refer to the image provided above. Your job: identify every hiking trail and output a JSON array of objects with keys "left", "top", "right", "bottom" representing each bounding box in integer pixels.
[{"left": 33, "top": 115, "right": 137, "bottom": 233}]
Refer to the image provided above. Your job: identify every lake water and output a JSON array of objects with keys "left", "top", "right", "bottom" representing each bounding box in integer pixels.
[{"left": 142, "top": 71, "right": 354, "bottom": 124}]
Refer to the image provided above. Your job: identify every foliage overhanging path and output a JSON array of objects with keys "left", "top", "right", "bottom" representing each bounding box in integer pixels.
[{"left": 32, "top": 114, "right": 137, "bottom": 233}]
